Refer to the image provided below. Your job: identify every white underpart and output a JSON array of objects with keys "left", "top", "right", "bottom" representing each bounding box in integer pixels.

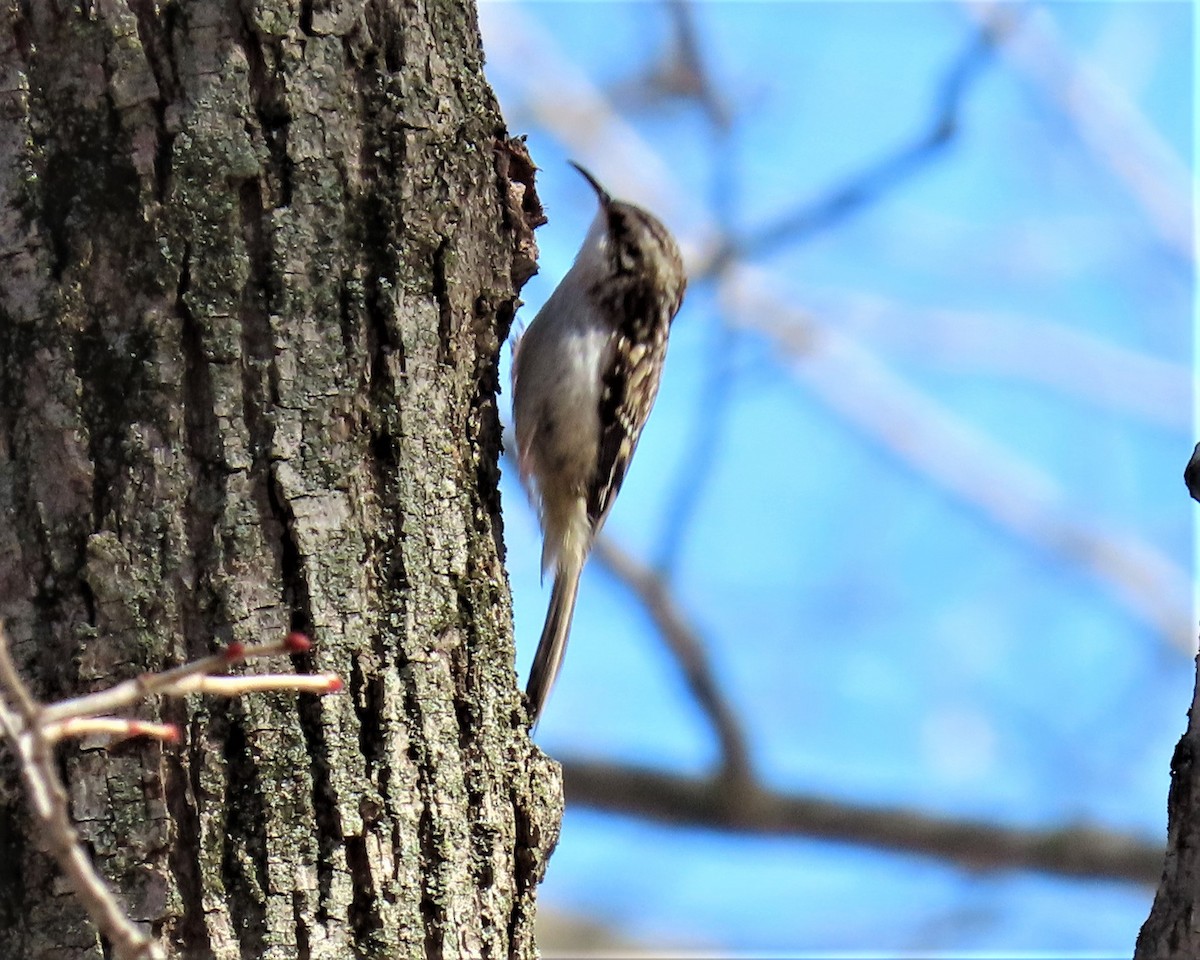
[{"left": 512, "top": 213, "right": 614, "bottom": 573}]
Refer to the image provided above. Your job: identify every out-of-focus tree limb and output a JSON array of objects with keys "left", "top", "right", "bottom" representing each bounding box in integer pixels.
[
  {"left": 594, "top": 536, "right": 753, "bottom": 781},
  {"left": 475, "top": 1, "right": 719, "bottom": 261},
  {"left": 824, "top": 294, "right": 1192, "bottom": 431},
  {"left": 961, "top": 1, "right": 1193, "bottom": 266},
  {"left": 723, "top": 266, "right": 1194, "bottom": 654},
  {"left": 613, "top": 0, "right": 731, "bottom": 130},
  {"left": 712, "top": 9, "right": 1015, "bottom": 274},
  {"left": 561, "top": 758, "right": 1164, "bottom": 885},
  {"left": 582, "top": 528, "right": 1168, "bottom": 885},
  {"left": 642, "top": 0, "right": 740, "bottom": 574}
]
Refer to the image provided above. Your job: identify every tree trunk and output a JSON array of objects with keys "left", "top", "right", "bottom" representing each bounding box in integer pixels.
[
  {"left": 1135, "top": 448, "right": 1200, "bottom": 958},
  {"left": 0, "top": 2, "right": 559, "bottom": 958},
  {"left": 1135, "top": 707, "right": 1200, "bottom": 959}
]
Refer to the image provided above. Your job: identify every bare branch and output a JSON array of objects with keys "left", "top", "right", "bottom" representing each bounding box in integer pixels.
[
  {"left": 0, "top": 627, "right": 162, "bottom": 960},
  {"left": 562, "top": 758, "right": 1164, "bottom": 885},
  {"left": 961, "top": 0, "right": 1193, "bottom": 265},
  {"left": 649, "top": 1, "right": 741, "bottom": 574},
  {"left": 0, "top": 623, "right": 340, "bottom": 959},
  {"left": 476, "top": 0, "right": 720, "bottom": 263},
  {"left": 723, "top": 266, "right": 1193, "bottom": 654},
  {"left": 39, "top": 631, "right": 315, "bottom": 723},
  {"left": 42, "top": 717, "right": 181, "bottom": 744},
  {"left": 819, "top": 293, "right": 1191, "bottom": 430},
  {"left": 594, "top": 536, "right": 752, "bottom": 782},
  {"left": 699, "top": 11, "right": 1015, "bottom": 276},
  {"left": 587, "top": 530, "right": 1165, "bottom": 887},
  {"left": 169, "top": 672, "right": 343, "bottom": 697},
  {"left": 615, "top": 0, "right": 730, "bottom": 129}
]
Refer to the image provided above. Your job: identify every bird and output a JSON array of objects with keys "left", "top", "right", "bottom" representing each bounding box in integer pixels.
[{"left": 512, "top": 162, "right": 687, "bottom": 725}]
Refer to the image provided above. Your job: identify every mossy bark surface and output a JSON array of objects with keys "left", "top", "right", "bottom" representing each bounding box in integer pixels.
[{"left": 0, "top": 2, "right": 559, "bottom": 957}]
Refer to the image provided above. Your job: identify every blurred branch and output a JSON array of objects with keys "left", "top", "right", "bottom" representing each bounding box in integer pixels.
[
  {"left": 587, "top": 526, "right": 1165, "bottom": 886},
  {"left": 823, "top": 293, "right": 1192, "bottom": 430},
  {"left": 561, "top": 758, "right": 1164, "bottom": 885},
  {"left": 962, "top": 0, "right": 1193, "bottom": 266},
  {"left": 703, "top": 9, "right": 1015, "bottom": 275},
  {"left": 612, "top": 0, "right": 731, "bottom": 130},
  {"left": 594, "top": 536, "right": 752, "bottom": 782},
  {"left": 724, "top": 265, "right": 1194, "bottom": 654}
]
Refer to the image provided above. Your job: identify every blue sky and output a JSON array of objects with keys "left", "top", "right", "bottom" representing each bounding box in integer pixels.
[{"left": 480, "top": 1, "right": 1195, "bottom": 953}]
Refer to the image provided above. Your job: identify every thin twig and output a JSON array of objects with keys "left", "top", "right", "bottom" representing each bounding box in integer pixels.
[
  {"left": 40, "top": 632, "right": 312, "bottom": 723},
  {"left": 810, "top": 293, "right": 1191, "bottom": 430},
  {"left": 42, "top": 717, "right": 181, "bottom": 744},
  {"left": 0, "top": 623, "right": 339, "bottom": 959},
  {"left": 651, "top": 1, "right": 741, "bottom": 575},
  {"left": 654, "top": 0, "right": 731, "bottom": 129},
  {"left": 0, "top": 626, "right": 162, "bottom": 960}
]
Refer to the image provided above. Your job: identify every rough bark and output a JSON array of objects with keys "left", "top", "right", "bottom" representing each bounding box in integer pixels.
[
  {"left": 1135, "top": 445, "right": 1200, "bottom": 958},
  {"left": 0, "top": 2, "right": 559, "bottom": 958}
]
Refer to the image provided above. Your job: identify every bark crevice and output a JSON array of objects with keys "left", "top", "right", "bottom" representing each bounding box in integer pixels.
[
  {"left": 162, "top": 746, "right": 212, "bottom": 959},
  {"left": 219, "top": 709, "right": 270, "bottom": 957}
]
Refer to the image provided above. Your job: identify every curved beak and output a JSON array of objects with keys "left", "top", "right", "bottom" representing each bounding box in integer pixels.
[{"left": 569, "top": 161, "right": 612, "bottom": 207}]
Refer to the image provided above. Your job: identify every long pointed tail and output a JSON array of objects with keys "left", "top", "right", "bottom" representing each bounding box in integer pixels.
[{"left": 525, "top": 555, "right": 583, "bottom": 726}]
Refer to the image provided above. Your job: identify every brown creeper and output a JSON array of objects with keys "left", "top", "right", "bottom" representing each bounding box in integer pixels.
[{"left": 512, "top": 163, "right": 687, "bottom": 725}]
